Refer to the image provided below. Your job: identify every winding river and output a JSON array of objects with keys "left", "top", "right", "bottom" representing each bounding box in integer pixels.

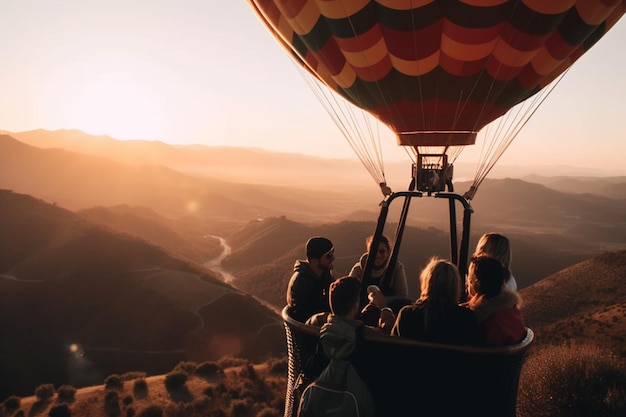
[{"left": 202, "top": 235, "right": 237, "bottom": 283}]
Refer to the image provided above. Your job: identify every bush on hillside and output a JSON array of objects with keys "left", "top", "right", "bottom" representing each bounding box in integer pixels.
[
  {"left": 173, "top": 361, "right": 198, "bottom": 374},
  {"left": 518, "top": 343, "right": 626, "bottom": 417},
  {"left": 164, "top": 371, "right": 188, "bottom": 391},
  {"left": 104, "top": 390, "right": 121, "bottom": 417},
  {"left": 136, "top": 404, "right": 163, "bottom": 417},
  {"left": 217, "top": 355, "right": 249, "bottom": 369},
  {"left": 229, "top": 399, "right": 254, "bottom": 417},
  {"left": 266, "top": 356, "right": 287, "bottom": 375},
  {"left": 196, "top": 361, "right": 221, "bottom": 379},
  {"left": 132, "top": 378, "right": 148, "bottom": 399},
  {"left": 35, "top": 384, "right": 55, "bottom": 401},
  {"left": 121, "top": 371, "right": 146, "bottom": 381},
  {"left": 2, "top": 395, "right": 21, "bottom": 411},
  {"left": 48, "top": 403, "right": 71, "bottom": 417},
  {"left": 104, "top": 374, "right": 124, "bottom": 390},
  {"left": 57, "top": 385, "right": 77, "bottom": 403}
]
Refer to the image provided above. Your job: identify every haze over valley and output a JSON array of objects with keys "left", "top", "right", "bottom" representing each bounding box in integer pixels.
[{"left": 1, "top": 129, "right": 625, "bottom": 402}]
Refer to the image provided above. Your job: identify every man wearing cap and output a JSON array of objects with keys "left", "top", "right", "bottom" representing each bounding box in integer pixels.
[{"left": 286, "top": 236, "right": 336, "bottom": 322}]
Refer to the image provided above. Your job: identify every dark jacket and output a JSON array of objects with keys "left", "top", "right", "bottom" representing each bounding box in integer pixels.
[
  {"left": 286, "top": 260, "right": 334, "bottom": 322},
  {"left": 391, "top": 300, "right": 481, "bottom": 345},
  {"left": 469, "top": 290, "right": 526, "bottom": 346}
]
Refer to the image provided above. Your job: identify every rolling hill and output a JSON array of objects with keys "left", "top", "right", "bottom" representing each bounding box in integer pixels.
[
  {"left": 520, "top": 250, "right": 626, "bottom": 356},
  {"left": 0, "top": 190, "right": 284, "bottom": 400}
]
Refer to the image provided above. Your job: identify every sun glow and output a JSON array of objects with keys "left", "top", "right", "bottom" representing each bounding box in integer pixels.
[{"left": 64, "top": 68, "right": 165, "bottom": 140}]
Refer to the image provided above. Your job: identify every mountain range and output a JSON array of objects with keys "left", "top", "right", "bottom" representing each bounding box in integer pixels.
[{"left": 1, "top": 129, "right": 625, "bottom": 400}]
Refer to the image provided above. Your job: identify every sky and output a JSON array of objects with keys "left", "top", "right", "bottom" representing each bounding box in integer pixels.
[{"left": 1, "top": 0, "right": 625, "bottom": 175}]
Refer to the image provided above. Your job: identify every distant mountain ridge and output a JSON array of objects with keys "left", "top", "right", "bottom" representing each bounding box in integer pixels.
[{"left": 0, "top": 133, "right": 380, "bottom": 225}]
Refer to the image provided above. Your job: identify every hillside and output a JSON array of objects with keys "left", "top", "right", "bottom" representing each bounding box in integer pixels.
[
  {"left": 77, "top": 205, "right": 224, "bottom": 264},
  {"left": 521, "top": 250, "right": 626, "bottom": 355},
  {"left": 0, "top": 190, "right": 284, "bottom": 400},
  {"left": 11, "top": 357, "right": 288, "bottom": 417}
]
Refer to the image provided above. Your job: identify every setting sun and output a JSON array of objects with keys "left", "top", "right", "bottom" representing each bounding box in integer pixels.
[{"left": 64, "top": 68, "right": 164, "bottom": 140}]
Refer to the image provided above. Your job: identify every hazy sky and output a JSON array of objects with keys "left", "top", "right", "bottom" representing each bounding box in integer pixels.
[{"left": 1, "top": 1, "right": 625, "bottom": 174}]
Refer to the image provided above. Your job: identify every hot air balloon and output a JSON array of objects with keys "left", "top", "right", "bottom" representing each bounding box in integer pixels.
[
  {"left": 249, "top": 0, "right": 625, "bottom": 271},
  {"left": 248, "top": 2, "right": 624, "bottom": 415}
]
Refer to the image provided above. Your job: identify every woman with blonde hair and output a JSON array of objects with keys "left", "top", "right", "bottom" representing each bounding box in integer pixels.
[
  {"left": 473, "top": 233, "right": 517, "bottom": 291},
  {"left": 390, "top": 257, "right": 480, "bottom": 345}
]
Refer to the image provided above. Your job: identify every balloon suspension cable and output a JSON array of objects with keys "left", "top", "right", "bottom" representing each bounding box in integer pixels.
[
  {"left": 463, "top": 71, "right": 569, "bottom": 200},
  {"left": 299, "top": 65, "right": 393, "bottom": 195}
]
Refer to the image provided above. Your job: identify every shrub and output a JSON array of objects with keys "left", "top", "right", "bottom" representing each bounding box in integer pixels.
[
  {"left": 164, "top": 371, "right": 188, "bottom": 391},
  {"left": 173, "top": 361, "right": 198, "bottom": 374},
  {"left": 126, "top": 407, "right": 136, "bottom": 417},
  {"left": 196, "top": 361, "right": 220, "bottom": 378},
  {"left": 229, "top": 399, "right": 254, "bottom": 417},
  {"left": 165, "top": 402, "right": 193, "bottom": 416},
  {"left": 57, "top": 385, "right": 77, "bottom": 403},
  {"left": 202, "top": 386, "right": 215, "bottom": 398},
  {"left": 122, "top": 395, "right": 133, "bottom": 406},
  {"left": 518, "top": 343, "right": 626, "bottom": 417},
  {"left": 133, "top": 378, "right": 148, "bottom": 398},
  {"left": 266, "top": 356, "right": 288, "bottom": 375},
  {"left": 136, "top": 404, "right": 163, "bottom": 417},
  {"left": 35, "top": 384, "right": 56, "bottom": 401},
  {"left": 121, "top": 371, "right": 146, "bottom": 381},
  {"left": 2, "top": 395, "right": 21, "bottom": 411},
  {"left": 104, "top": 374, "right": 124, "bottom": 390},
  {"left": 217, "top": 355, "right": 248, "bottom": 369},
  {"left": 240, "top": 363, "right": 258, "bottom": 381},
  {"left": 48, "top": 403, "right": 71, "bottom": 417},
  {"left": 104, "top": 390, "right": 121, "bottom": 417}
]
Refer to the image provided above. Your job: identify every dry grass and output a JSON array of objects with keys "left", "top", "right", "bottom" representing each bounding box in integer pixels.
[
  {"left": 518, "top": 343, "right": 626, "bottom": 417},
  {"left": 6, "top": 357, "right": 288, "bottom": 417}
]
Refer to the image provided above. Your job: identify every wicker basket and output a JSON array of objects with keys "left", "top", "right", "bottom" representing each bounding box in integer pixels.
[{"left": 282, "top": 306, "right": 534, "bottom": 417}]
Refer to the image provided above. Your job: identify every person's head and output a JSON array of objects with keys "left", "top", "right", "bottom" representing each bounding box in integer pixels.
[
  {"left": 329, "top": 276, "right": 361, "bottom": 318},
  {"left": 473, "top": 233, "right": 511, "bottom": 270},
  {"left": 305, "top": 236, "right": 335, "bottom": 273},
  {"left": 365, "top": 234, "right": 391, "bottom": 268},
  {"left": 467, "top": 256, "right": 506, "bottom": 298},
  {"left": 419, "top": 257, "right": 462, "bottom": 305}
]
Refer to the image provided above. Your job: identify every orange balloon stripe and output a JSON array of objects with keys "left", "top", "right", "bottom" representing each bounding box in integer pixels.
[
  {"left": 249, "top": 0, "right": 626, "bottom": 142},
  {"left": 576, "top": 0, "right": 621, "bottom": 25}
]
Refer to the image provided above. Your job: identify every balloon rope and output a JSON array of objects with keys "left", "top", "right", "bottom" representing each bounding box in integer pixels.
[
  {"left": 465, "top": 71, "right": 569, "bottom": 199},
  {"left": 297, "top": 64, "right": 388, "bottom": 188}
]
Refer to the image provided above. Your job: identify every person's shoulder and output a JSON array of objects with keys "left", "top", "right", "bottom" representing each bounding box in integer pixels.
[
  {"left": 306, "top": 312, "right": 329, "bottom": 327},
  {"left": 293, "top": 260, "right": 314, "bottom": 275}
]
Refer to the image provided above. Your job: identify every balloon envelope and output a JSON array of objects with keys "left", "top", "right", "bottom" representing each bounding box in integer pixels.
[{"left": 249, "top": 0, "right": 625, "bottom": 147}]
